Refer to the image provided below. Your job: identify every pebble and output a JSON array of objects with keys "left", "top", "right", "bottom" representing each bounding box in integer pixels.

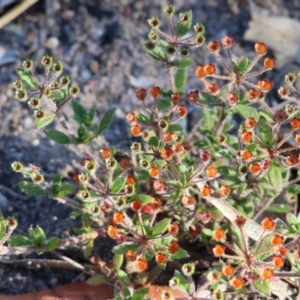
[{"left": 45, "top": 37, "right": 60, "bottom": 50}]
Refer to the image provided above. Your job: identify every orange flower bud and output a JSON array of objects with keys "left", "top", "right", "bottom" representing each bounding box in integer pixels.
[
  {"left": 181, "top": 196, "right": 195, "bottom": 206},
  {"left": 212, "top": 228, "right": 225, "bottom": 240},
  {"left": 246, "top": 89, "right": 261, "bottom": 101},
  {"left": 177, "top": 104, "right": 188, "bottom": 117},
  {"left": 168, "top": 223, "right": 179, "bottom": 235},
  {"left": 286, "top": 155, "right": 299, "bottom": 166},
  {"left": 126, "top": 112, "right": 137, "bottom": 123},
  {"left": 222, "top": 264, "right": 235, "bottom": 277},
  {"left": 221, "top": 35, "right": 234, "bottom": 48},
  {"left": 272, "top": 256, "right": 284, "bottom": 268},
  {"left": 155, "top": 253, "right": 167, "bottom": 264},
  {"left": 126, "top": 175, "right": 135, "bottom": 185},
  {"left": 290, "top": 118, "right": 300, "bottom": 128},
  {"left": 270, "top": 234, "right": 284, "bottom": 246},
  {"left": 125, "top": 250, "right": 137, "bottom": 261},
  {"left": 151, "top": 198, "right": 162, "bottom": 210},
  {"left": 107, "top": 225, "right": 118, "bottom": 238},
  {"left": 241, "top": 130, "right": 252, "bottom": 143},
  {"left": 161, "top": 147, "right": 174, "bottom": 160},
  {"left": 230, "top": 277, "right": 244, "bottom": 289},
  {"left": 102, "top": 202, "right": 113, "bottom": 212},
  {"left": 254, "top": 42, "right": 267, "bottom": 55},
  {"left": 195, "top": 65, "right": 207, "bottom": 78},
  {"left": 207, "top": 40, "right": 220, "bottom": 53},
  {"left": 131, "top": 200, "right": 143, "bottom": 211},
  {"left": 206, "top": 82, "right": 220, "bottom": 95},
  {"left": 261, "top": 268, "right": 274, "bottom": 280},
  {"left": 150, "top": 86, "right": 161, "bottom": 99},
  {"left": 136, "top": 259, "right": 148, "bottom": 271},
  {"left": 135, "top": 88, "right": 147, "bottom": 101},
  {"left": 131, "top": 124, "right": 142, "bottom": 136},
  {"left": 234, "top": 215, "right": 247, "bottom": 227},
  {"left": 275, "top": 247, "right": 288, "bottom": 257},
  {"left": 99, "top": 148, "right": 112, "bottom": 159},
  {"left": 164, "top": 132, "right": 174, "bottom": 142},
  {"left": 264, "top": 57, "right": 275, "bottom": 69},
  {"left": 153, "top": 180, "right": 165, "bottom": 192},
  {"left": 249, "top": 163, "right": 261, "bottom": 173},
  {"left": 219, "top": 185, "right": 231, "bottom": 197},
  {"left": 244, "top": 117, "right": 257, "bottom": 128},
  {"left": 171, "top": 92, "right": 181, "bottom": 105},
  {"left": 112, "top": 212, "right": 124, "bottom": 223},
  {"left": 257, "top": 79, "right": 273, "bottom": 91},
  {"left": 172, "top": 143, "right": 184, "bottom": 153},
  {"left": 226, "top": 92, "right": 239, "bottom": 104},
  {"left": 212, "top": 244, "right": 226, "bottom": 256},
  {"left": 206, "top": 165, "right": 218, "bottom": 178},
  {"left": 168, "top": 241, "right": 179, "bottom": 253},
  {"left": 261, "top": 217, "right": 275, "bottom": 230},
  {"left": 201, "top": 185, "right": 211, "bottom": 197},
  {"left": 149, "top": 166, "right": 160, "bottom": 177},
  {"left": 240, "top": 150, "right": 252, "bottom": 160},
  {"left": 205, "top": 63, "right": 216, "bottom": 75},
  {"left": 294, "top": 134, "right": 300, "bottom": 144}
]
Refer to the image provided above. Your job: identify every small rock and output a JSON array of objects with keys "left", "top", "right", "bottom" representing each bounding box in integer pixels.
[
  {"left": 0, "top": 192, "right": 9, "bottom": 208},
  {"left": 45, "top": 37, "right": 59, "bottom": 50},
  {"left": 244, "top": 13, "right": 300, "bottom": 67}
]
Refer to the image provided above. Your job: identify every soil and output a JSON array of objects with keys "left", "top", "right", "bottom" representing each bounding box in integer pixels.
[{"left": 0, "top": 0, "right": 300, "bottom": 298}]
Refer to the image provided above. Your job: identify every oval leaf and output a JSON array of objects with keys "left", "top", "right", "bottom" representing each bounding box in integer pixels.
[
  {"left": 35, "top": 115, "right": 55, "bottom": 129},
  {"left": 45, "top": 130, "right": 71, "bottom": 144},
  {"left": 98, "top": 108, "right": 116, "bottom": 134},
  {"left": 18, "top": 181, "right": 45, "bottom": 196}
]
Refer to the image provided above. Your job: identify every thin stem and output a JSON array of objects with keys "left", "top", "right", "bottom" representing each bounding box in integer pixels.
[
  {"left": 274, "top": 128, "right": 296, "bottom": 151},
  {"left": 167, "top": 64, "right": 175, "bottom": 92},
  {"left": 216, "top": 53, "right": 232, "bottom": 74}
]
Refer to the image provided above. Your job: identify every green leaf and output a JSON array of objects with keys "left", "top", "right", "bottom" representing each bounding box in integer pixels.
[
  {"left": 238, "top": 57, "right": 250, "bottom": 73},
  {"left": 286, "top": 213, "right": 299, "bottom": 226},
  {"left": 116, "top": 269, "right": 131, "bottom": 285},
  {"left": 267, "top": 203, "right": 290, "bottom": 213},
  {"left": 8, "top": 235, "right": 31, "bottom": 247},
  {"left": 17, "top": 69, "right": 38, "bottom": 88},
  {"left": 157, "top": 99, "right": 171, "bottom": 111},
  {"left": 113, "top": 244, "right": 138, "bottom": 255},
  {"left": 235, "top": 104, "right": 260, "bottom": 121},
  {"left": 110, "top": 177, "right": 126, "bottom": 194},
  {"left": 174, "top": 68, "right": 187, "bottom": 91},
  {"left": 136, "top": 112, "right": 152, "bottom": 125},
  {"left": 46, "top": 237, "right": 60, "bottom": 251},
  {"left": 45, "top": 130, "right": 71, "bottom": 144},
  {"left": 18, "top": 181, "right": 45, "bottom": 196},
  {"left": 167, "top": 124, "right": 183, "bottom": 132},
  {"left": 253, "top": 279, "right": 271, "bottom": 296},
  {"left": 35, "top": 115, "right": 55, "bottom": 129},
  {"left": 151, "top": 218, "right": 171, "bottom": 236},
  {"left": 286, "top": 184, "right": 300, "bottom": 194},
  {"left": 176, "top": 11, "right": 192, "bottom": 38},
  {"left": 268, "top": 162, "right": 283, "bottom": 192},
  {"left": 128, "top": 194, "right": 152, "bottom": 204},
  {"left": 171, "top": 270, "right": 189, "bottom": 293},
  {"left": 57, "top": 184, "right": 74, "bottom": 197},
  {"left": 49, "top": 89, "right": 64, "bottom": 100},
  {"left": 219, "top": 149, "right": 235, "bottom": 159},
  {"left": 145, "top": 44, "right": 166, "bottom": 61},
  {"left": 86, "top": 274, "right": 106, "bottom": 286},
  {"left": 52, "top": 174, "right": 61, "bottom": 186},
  {"left": 132, "top": 288, "right": 149, "bottom": 300},
  {"left": 0, "top": 213, "right": 6, "bottom": 241},
  {"left": 258, "top": 117, "right": 275, "bottom": 147},
  {"left": 112, "top": 254, "right": 124, "bottom": 271},
  {"left": 170, "top": 247, "right": 189, "bottom": 259},
  {"left": 199, "top": 92, "right": 220, "bottom": 105},
  {"left": 72, "top": 100, "right": 87, "bottom": 121},
  {"left": 259, "top": 109, "right": 274, "bottom": 122},
  {"left": 28, "top": 225, "right": 46, "bottom": 248},
  {"left": 171, "top": 58, "right": 194, "bottom": 68},
  {"left": 98, "top": 108, "right": 116, "bottom": 134}
]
